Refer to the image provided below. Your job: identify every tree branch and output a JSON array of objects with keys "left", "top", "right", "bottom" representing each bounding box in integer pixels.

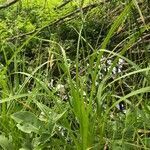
[
  {"left": 0, "top": 0, "right": 20, "bottom": 10},
  {"left": 54, "top": 0, "right": 73, "bottom": 10}
]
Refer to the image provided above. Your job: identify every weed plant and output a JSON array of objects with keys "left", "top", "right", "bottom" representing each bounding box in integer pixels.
[{"left": 0, "top": 0, "right": 150, "bottom": 149}]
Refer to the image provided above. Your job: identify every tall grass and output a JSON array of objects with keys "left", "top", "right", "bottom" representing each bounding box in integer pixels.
[{"left": 0, "top": 0, "right": 150, "bottom": 149}]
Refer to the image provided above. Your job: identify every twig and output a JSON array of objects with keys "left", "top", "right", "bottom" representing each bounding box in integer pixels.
[
  {"left": 54, "top": 0, "right": 73, "bottom": 10},
  {"left": 0, "top": 0, "right": 20, "bottom": 10},
  {"left": 51, "top": 3, "right": 98, "bottom": 26}
]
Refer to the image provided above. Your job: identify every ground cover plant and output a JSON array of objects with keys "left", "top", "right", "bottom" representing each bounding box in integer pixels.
[{"left": 0, "top": 0, "right": 150, "bottom": 149}]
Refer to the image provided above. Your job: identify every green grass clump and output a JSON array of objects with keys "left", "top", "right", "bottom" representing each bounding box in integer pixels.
[{"left": 0, "top": 0, "right": 150, "bottom": 149}]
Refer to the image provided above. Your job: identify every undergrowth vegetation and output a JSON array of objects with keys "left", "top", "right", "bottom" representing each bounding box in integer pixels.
[{"left": 0, "top": 0, "right": 150, "bottom": 149}]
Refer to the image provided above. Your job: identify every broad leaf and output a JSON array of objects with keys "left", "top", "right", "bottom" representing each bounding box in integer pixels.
[
  {"left": 11, "top": 111, "right": 44, "bottom": 134},
  {"left": 0, "top": 135, "right": 13, "bottom": 150}
]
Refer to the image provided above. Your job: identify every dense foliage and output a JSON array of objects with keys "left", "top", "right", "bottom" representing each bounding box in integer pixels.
[{"left": 0, "top": 0, "right": 150, "bottom": 149}]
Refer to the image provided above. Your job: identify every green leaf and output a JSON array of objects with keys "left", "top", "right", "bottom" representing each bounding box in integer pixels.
[
  {"left": 0, "top": 135, "right": 12, "bottom": 150},
  {"left": 101, "top": 2, "right": 133, "bottom": 49},
  {"left": 35, "top": 100, "right": 67, "bottom": 124},
  {"left": 16, "top": 123, "right": 39, "bottom": 134},
  {"left": 142, "top": 138, "right": 150, "bottom": 148},
  {"left": 11, "top": 111, "right": 44, "bottom": 134},
  {"left": 0, "top": 93, "right": 44, "bottom": 103}
]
